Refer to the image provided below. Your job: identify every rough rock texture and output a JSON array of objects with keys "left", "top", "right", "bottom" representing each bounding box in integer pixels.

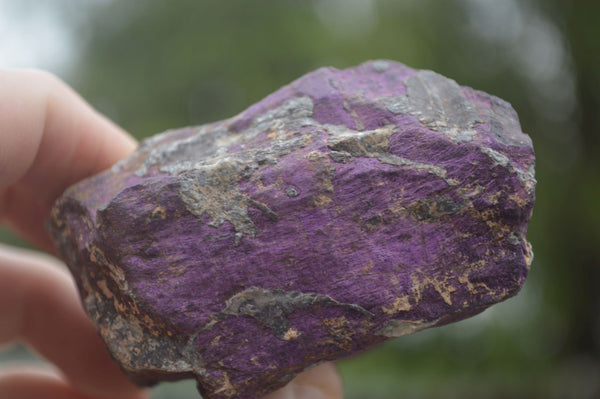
[{"left": 47, "top": 60, "right": 535, "bottom": 399}]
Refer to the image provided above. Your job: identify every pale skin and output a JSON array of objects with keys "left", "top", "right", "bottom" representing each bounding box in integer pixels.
[{"left": 0, "top": 70, "right": 343, "bottom": 399}]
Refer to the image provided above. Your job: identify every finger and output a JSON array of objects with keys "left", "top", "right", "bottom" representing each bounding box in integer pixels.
[
  {"left": 0, "top": 244, "right": 146, "bottom": 399},
  {"left": 0, "top": 366, "right": 94, "bottom": 399},
  {"left": 0, "top": 366, "right": 145, "bottom": 399},
  {"left": 0, "top": 69, "right": 137, "bottom": 250},
  {"left": 264, "top": 362, "right": 343, "bottom": 399}
]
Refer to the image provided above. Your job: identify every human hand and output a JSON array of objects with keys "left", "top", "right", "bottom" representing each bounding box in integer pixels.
[{"left": 0, "top": 70, "right": 343, "bottom": 399}]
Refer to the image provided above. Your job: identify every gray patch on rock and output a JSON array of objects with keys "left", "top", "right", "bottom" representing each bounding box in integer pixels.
[
  {"left": 507, "top": 232, "right": 521, "bottom": 246},
  {"left": 406, "top": 195, "right": 467, "bottom": 221},
  {"left": 484, "top": 96, "right": 533, "bottom": 147},
  {"left": 285, "top": 187, "right": 300, "bottom": 197},
  {"left": 135, "top": 126, "right": 231, "bottom": 177},
  {"left": 137, "top": 97, "right": 317, "bottom": 242},
  {"left": 136, "top": 96, "right": 316, "bottom": 178},
  {"left": 219, "top": 287, "right": 373, "bottom": 339},
  {"left": 385, "top": 71, "right": 482, "bottom": 143},
  {"left": 326, "top": 126, "right": 451, "bottom": 184},
  {"left": 178, "top": 163, "right": 278, "bottom": 244},
  {"left": 251, "top": 96, "right": 315, "bottom": 135},
  {"left": 375, "top": 319, "right": 438, "bottom": 338},
  {"left": 382, "top": 96, "right": 411, "bottom": 115},
  {"left": 405, "top": 70, "right": 481, "bottom": 142},
  {"left": 328, "top": 150, "right": 353, "bottom": 163},
  {"left": 372, "top": 60, "right": 390, "bottom": 73},
  {"left": 376, "top": 153, "right": 451, "bottom": 183},
  {"left": 481, "top": 147, "right": 536, "bottom": 194}
]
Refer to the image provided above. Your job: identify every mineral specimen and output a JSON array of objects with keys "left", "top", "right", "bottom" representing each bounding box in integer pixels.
[{"left": 47, "top": 60, "right": 536, "bottom": 399}]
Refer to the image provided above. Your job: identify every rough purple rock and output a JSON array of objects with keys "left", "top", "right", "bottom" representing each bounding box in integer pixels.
[{"left": 47, "top": 60, "right": 535, "bottom": 399}]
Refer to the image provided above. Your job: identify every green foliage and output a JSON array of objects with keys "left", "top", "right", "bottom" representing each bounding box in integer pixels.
[{"left": 73, "top": 0, "right": 451, "bottom": 138}]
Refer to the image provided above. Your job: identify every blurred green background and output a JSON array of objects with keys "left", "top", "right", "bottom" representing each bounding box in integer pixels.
[{"left": 1, "top": 0, "right": 599, "bottom": 398}]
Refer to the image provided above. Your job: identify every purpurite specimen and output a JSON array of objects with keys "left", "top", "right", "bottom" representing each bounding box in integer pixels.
[{"left": 47, "top": 60, "right": 536, "bottom": 399}]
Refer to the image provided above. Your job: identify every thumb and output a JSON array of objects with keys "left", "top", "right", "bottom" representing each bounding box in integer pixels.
[{"left": 264, "top": 362, "right": 343, "bottom": 399}]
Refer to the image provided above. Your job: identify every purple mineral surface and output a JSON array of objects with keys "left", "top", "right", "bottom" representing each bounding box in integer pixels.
[{"left": 47, "top": 60, "right": 535, "bottom": 399}]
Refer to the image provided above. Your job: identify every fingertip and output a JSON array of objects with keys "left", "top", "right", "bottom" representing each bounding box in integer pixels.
[
  {"left": 86, "top": 109, "right": 138, "bottom": 168},
  {"left": 264, "top": 362, "right": 343, "bottom": 399},
  {"left": 0, "top": 68, "right": 138, "bottom": 249},
  {"left": 65, "top": 371, "right": 148, "bottom": 399},
  {"left": 0, "top": 365, "right": 149, "bottom": 399},
  {"left": 291, "top": 362, "right": 343, "bottom": 399}
]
